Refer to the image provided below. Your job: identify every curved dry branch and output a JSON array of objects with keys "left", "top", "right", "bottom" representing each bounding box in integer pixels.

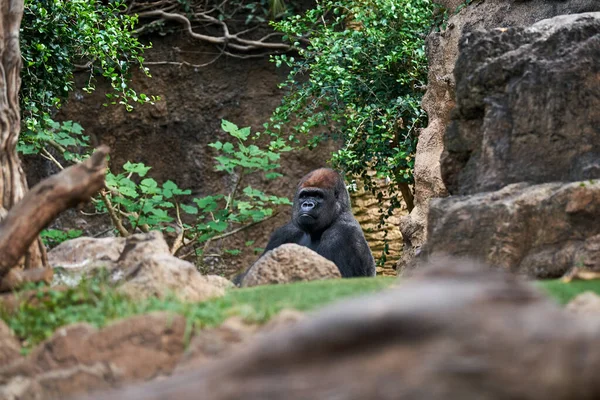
[
  {"left": 137, "top": 9, "right": 292, "bottom": 52},
  {"left": 0, "top": 146, "right": 109, "bottom": 277}
]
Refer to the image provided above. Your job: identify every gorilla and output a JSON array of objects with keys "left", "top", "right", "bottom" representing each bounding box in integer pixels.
[{"left": 235, "top": 168, "right": 376, "bottom": 283}]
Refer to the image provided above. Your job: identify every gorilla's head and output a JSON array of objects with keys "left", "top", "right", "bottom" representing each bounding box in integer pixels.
[{"left": 292, "top": 168, "right": 351, "bottom": 234}]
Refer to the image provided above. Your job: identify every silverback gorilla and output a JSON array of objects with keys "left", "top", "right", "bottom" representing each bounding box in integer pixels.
[{"left": 235, "top": 168, "right": 376, "bottom": 284}]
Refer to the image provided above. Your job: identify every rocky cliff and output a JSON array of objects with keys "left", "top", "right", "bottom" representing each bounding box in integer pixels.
[
  {"left": 416, "top": 11, "right": 600, "bottom": 278},
  {"left": 399, "top": 0, "right": 600, "bottom": 268}
]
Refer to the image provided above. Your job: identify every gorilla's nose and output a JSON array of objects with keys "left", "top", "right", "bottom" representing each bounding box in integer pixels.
[{"left": 301, "top": 200, "right": 316, "bottom": 212}]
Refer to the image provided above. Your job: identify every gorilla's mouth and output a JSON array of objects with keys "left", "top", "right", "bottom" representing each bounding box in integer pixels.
[{"left": 299, "top": 213, "right": 315, "bottom": 220}]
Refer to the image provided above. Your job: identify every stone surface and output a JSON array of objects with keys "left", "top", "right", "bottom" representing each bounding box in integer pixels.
[
  {"left": 48, "top": 236, "right": 126, "bottom": 286},
  {"left": 442, "top": 12, "right": 600, "bottom": 195},
  {"left": 201, "top": 274, "right": 236, "bottom": 291},
  {"left": 566, "top": 292, "right": 600, "bottom": 315},
  {"left": 86, "top": 257, "right": 600, "bottom": 400},
  {"left": 118, "top": 254, "right": 226, "bottom": 302},
  {"left": 416, "top": 181, "right": 600, "bottom": 278},
  {"left": 350, "top": 172, "right": 408, "bottom": 275},
  {"left": 241, "top": 243, "right": 341, "bottom": 287},
  {"left": 48, "top": 236, "right": 125, "bottom": 268},
  {"left": 175, "top": 310, "right": 304, "bottom": 373},
  {"left": 399, "top": 0, "right": 600, "bottom": 267},
  {"left": 49, "top": 231, "right": 228, "bottom": 302},
  {"left": 0, "top": 320, "right": 21, "bottom": 366},
  {"left": 0, "top": 312, "right": 186, "bottom": 399}
]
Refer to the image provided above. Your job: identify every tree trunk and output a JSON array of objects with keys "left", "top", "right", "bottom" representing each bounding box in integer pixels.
[{"left": 0, "top": 0, "right": 46, "bottom": 268}]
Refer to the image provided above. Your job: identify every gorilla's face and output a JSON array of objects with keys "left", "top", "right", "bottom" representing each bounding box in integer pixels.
[{"left": 293, "top": 187, "right": 337, "bottom": 234}]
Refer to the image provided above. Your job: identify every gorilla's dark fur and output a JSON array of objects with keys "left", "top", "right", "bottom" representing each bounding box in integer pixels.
[{"left": 235, "top": 168, "right": 376, "bottom": 284}]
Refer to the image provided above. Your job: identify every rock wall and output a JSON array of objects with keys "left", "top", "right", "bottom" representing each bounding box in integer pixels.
[
  {"left": 399, "top": 0, "right": 600, "bottom": 268},
  {"left": 351, "top": 175, "right": 407, "bottom": 275},
  {"left": 443, "top": 13, "right": 600, "bottom": 195},
  {"left": 418, "top": 12, "right": 600, "bottom": 278}
]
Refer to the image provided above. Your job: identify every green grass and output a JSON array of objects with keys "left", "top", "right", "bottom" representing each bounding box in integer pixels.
[
  {"left": 1, "top": 276, "right": 397, "bottom": 351},
  {"left": 5, "top": 274, "right": 599, "bottom": 352},
  {"left": 536, "top": 279, "right": 600, "bottom": 305}
]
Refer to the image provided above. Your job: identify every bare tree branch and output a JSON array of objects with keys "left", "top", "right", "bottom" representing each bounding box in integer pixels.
[
  {"left": 137, "top": 9, "right": 292, "bottom": 52},
  {"left": 0, "top": 146, "right": 109, "bottom": 277}
]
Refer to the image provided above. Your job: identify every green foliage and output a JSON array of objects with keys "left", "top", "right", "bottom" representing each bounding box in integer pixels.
[
  {"left": 2, "top": 276, "right": 134, "bottom": 350},
  {"left": 102, "top": 162, "right": 191, "bottom": 230},
  {"left": 5, "top": 273, "right": 598, "bottom": 351},
  {"left": 30, "top": 119, "right": 289, "bottom": 261},
  {"left": 99, "top": 120, "right": 291, "bottom": 260},
  {"left": 268, "top": 0, "right": 433, "bottom": 210},
  {"left": 20, "top": 0, "right": 156, "bottom": 155},
  {"left": 176, "top": 120, "right": 292, "bottom": 256},
  {"left": 536, "top": 280, "right": 600, "bottom": 305},
  {"left": 40, "top": 229, "right": 84, "bottom": 249},
  {"left": 17, "top": 118, "right": 89, "bottom": 162},
  {"left": 2, "top": 276, "right": 396, "bottom": 351}
]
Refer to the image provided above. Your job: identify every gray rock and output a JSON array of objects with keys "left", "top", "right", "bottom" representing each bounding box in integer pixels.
[
  {"left": 175, "top": 310, "right": 304, "bottom": 373},
  {"left": 84, "top": 256, "right": 600, "bottom": 400},
  {"left": 48, "top": 236, "right": 125, "bottom": 286},
  {"left": 442, "top": 12, "right": 600, "bottom": 195},
  {"left": 118, "top": 253, "right": 227, "bottom": 302},
  {"left": 400, "top": 0, "right": 600, "bottom": 267},
  {"left": 241, "top": 243, "right": 341, "bottom": 287},
  {"left": 0, "top": 312, "right": 186, "bottom": 400},
  {"left": 0, "top": 321, "right": 21, "bottom": 367},
  {"left": 48, "top": 231, "right": 228, "bottom": 302},
  {"left": 417, "top": 181, "right": 600, "bottom": 278},
  {"left": 566, "top": 292, "right": 600, "bottom": 315}
]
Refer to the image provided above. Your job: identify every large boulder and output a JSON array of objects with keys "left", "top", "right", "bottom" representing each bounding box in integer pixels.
[
  {"left": 0, "top": 321, "right": 21, "bottom": 366},
  {"left": 415, "top": 12, "right": 600, "bottom": 277},
  {"left": 241, "top": 244, "right": 341, "bottom": 287},
  {"left": 442, "top": 12, "right": 600, "bottom": 195},
  {"left": 85, "top": 257, "right": 600, "bottom": 400},
  {"left": 48, "top": 236, "right": 126, "bottom": 285},
  {"left": 399, "top": 0, "right": 600, "bottom": 266},
  {"left": 417, "top": 181, "right": 600, "bottom": 278},
  {"left": 566, "top": 292, "right": 600, "bottom": 315},
  {"left": 48, "top": 231, "right": 231, "bottom": 302},
  {"left": 175, "top": 310, "right": 304, "bottom": 373},
  {"left": 0, "top": 312, "right": 186, "bottom": 399}
]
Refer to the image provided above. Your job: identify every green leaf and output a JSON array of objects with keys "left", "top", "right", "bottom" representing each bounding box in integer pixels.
[
  {"left": 180, "top": 204, "right": 198, "bottom": 214},
  {"left": 221, "top": 119, "right": 238, "bottom": 134},
  {"left": 209, "top": 141, "right": 223, "bottom": 150},
  {"left": 222, "top": 143, "right": 235, "bottom": 154},
  {"left": 208, "top": 220, "right": 228, "bottom": 233},
  {"left": 140, "top": 178, "right": 159, "bottom": 194},
  {"left": 117, "top": 186, "right": 138, "bottom": 198},
  {"left": 265, "top": 172, "right": 283, "bottom": 180},
  {"left": 123, "top": 161, "right": 151, "bottom": 177}
]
